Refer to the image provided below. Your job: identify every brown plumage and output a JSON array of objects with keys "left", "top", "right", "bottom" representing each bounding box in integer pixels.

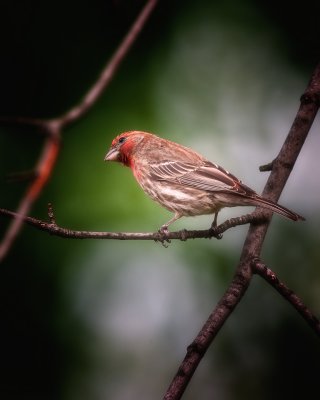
[{"left": 105, "top": 131, "right": 304, "bottom": 231}]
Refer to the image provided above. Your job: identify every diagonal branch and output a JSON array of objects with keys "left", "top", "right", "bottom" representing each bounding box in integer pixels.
[
  {"left": 59, "top": 0, "right": 158, "bottom": 127},
  {"left": 0, "top": 125, "right": 61, "bottom": 262},
  {"left": 252, "top": 258, "right": 320, "bottom": 337},
  {"left": 163, "top": 259, "right": 252, "bottom": 400},
  {"left": 163, "top": 62, "right": 320, "bottom": 400},
  {"left": 0, "top": 0, "right": 158, "bottom": 262}
]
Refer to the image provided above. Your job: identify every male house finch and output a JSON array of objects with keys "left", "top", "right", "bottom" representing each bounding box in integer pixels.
[{"left": 104, "top": 131, "right": 304, "bottom": 231}]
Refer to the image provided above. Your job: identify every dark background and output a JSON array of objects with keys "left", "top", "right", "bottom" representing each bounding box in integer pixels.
[{"left": 1, "top": 1, "right": 320, "bottom": 399}]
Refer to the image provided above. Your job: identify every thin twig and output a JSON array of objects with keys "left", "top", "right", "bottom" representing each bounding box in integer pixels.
[
  {"left": 0, "top": 130, "right": 61, "bottom": 261},
  {"left": 252, "top": 258, "right": 320, "bottom": 337},
  {"left": 0, "top": 207, "right": 262, "bottom": 242},
  {"left": 59, "top": 0, "right": 158, "bottom": 127},
  {"left": 259, "top": 160, "right": 274, "bottom": 172}
]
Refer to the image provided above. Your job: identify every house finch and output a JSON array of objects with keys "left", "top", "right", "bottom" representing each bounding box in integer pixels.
[{"left": 104, "top": 131, "right": 304, "bottom": 231}]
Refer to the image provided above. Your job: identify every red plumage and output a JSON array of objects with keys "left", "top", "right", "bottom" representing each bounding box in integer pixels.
[{"left": 105, "top": 131, "right": 304, "bottom": 231}]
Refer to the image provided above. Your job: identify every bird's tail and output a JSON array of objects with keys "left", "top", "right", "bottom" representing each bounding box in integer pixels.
[{"left": 251, "top": 195, "right": 305, "bottom": 221}]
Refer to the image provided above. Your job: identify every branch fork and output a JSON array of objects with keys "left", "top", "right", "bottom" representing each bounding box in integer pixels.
[{"left": 0, "top": 0, "right": 158, "bottom": 262}]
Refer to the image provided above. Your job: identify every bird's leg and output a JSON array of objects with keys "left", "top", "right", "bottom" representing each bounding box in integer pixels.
[
  {"left": 159, "top": 212, "right": 182, "bottom": 234},
  {"left": 211, "top": 212, "right": 218, "bottom": 228},
  {"left": 211, "top": 212, "right": 223, "bottom": 239},
  {"left": 156, "top": 213, "right": 183, "bottom": 247}
]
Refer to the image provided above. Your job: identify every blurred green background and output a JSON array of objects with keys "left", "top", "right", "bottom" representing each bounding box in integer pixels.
[{"left": 1, "top": 0, "right": 320, "bottom": 399}]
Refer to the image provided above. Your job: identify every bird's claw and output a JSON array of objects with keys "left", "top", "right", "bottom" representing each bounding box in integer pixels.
[
  {"left": 210, "top": 213, "right": 223, "bottom": 238},
  {"left": 156, "top": 226, "right": 171, "bottom": 247},
  {"left": 209, "top": 225, "right": 223, "bottom": 240}
]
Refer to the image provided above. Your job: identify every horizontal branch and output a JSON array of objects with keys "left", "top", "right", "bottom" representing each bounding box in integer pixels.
[{"left": 0, "top": 205, "right": 264, "bottom": 244}]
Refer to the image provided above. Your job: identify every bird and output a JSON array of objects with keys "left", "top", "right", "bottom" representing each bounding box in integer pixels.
[{"left": 104, "top": 130, "right": 304, "bottom": 231}]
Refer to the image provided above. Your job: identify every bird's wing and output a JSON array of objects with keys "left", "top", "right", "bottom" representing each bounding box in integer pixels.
[{"left": 149, "top": 161, "right": 252, "bottom": 195}]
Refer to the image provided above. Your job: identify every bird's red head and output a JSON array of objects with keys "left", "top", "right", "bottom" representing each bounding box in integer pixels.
[{"left": 104, "top": 131, "right": 149, "bottom": 167}]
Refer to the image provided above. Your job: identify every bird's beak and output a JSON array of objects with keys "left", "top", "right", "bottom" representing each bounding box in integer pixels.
[{"left": 104, "top": 147, "right": 119, "bottom": 161}]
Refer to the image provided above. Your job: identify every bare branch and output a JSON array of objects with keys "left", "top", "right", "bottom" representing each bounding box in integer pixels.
[
  {"left": 6, "top": 169, "right": 38, "bottom": 183},
  {"left": 1, "top": 7, "right": 319, "bottom": 396},
  {"left": 259, "top": 160, "right": 274, "bottom": 172},
  {"left": 0, "top": 207, "right": 264, "bottom": 242},
  {"left": 164, "top": 258, "right": 252, "bottom": 400},
  {"left": 163, "top": 62, "right": 320, "bottom": 400},
  {"left": 0, "top": 0, "right": 158, "bottom": 261},
  {"left": 59, "top": 0, "right": 158, "bottom": 127},
  {"left": 252, "top": 258, "right": 320, "bottom": 337},
  {"left": 0, "top": 115, "right": 47, "bottom": 129},
  {"left": 0, "top": 133, "right": 61, "bottom": 261}
]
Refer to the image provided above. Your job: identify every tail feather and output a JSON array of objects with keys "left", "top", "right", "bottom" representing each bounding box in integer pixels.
[{"left": 252, "top": 196, "right": 305, "bottom": 221}]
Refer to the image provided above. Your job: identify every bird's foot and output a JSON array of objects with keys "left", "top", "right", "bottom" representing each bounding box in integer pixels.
[
  {"left": 209, "top": 212, "right": 222, "bottom": 239},
  {"left": 210, "top": 221, "right": 223, "bottom": 240},
  {"left": 156, "top": 226, "right": 171, "bottom": 247}
]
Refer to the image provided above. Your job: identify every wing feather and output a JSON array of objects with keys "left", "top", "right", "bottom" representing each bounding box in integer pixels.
[{"left": 149, "top": 161, "right": 252, "bottom": 195}]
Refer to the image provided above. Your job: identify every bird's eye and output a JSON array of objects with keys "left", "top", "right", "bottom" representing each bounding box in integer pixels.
[{"left": 118, "top": 136, "right": 126, "bottom": 144}]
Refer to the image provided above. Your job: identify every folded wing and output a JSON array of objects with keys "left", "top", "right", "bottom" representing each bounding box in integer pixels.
[{"left": 149, "top": 160, "right": 254, "bottom": 195}]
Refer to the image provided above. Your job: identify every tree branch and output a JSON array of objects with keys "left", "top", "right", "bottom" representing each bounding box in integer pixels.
[
  {"left": 1, "top": 12, "right": 319, "bottom": 398},
  {"left": 252, "top": 258, "right": 320, "bottom": 337},
  {"left": 0, "top": 128, "right": 61, "bottom": 262},
  {"left": 163, "top": 62, "right": 320, "bottom": 400},
  {"left": 164, "top": 259, "right": 252, "bottom": 400},
  {"left": 59, "top": 0, "right": 158, "bottom": 128},
  {"left": 0, "top": 0, "right": 158, "bottom": 262},
  {"left": 0, "top": 205, "right": 265, "bottom": 244}
]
